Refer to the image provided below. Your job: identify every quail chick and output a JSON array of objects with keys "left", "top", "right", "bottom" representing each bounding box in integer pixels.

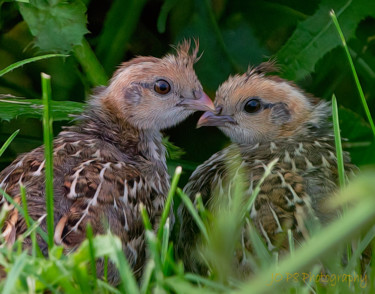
[
  {"left": 0, "top": 40, "right": 214, "bottom": 283},
  {"left": 177, "top": 61, "right": 357, "bottom": 274}
]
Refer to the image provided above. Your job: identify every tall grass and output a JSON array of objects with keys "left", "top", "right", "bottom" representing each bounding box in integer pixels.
[
  {"left": 0, "top": 9, "right": 374, "bottom": 294},
  {"left": 330, "top": 10, "right": 375, "bottom": 139},
  {"left": 41, "top": 73, "right": 55, "bottom": 250},
  {"left": 332, "top": 94, "right": 346, "bottom": 188}
]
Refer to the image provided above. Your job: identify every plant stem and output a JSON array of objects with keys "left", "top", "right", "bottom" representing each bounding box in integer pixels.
[{"left": 41, "top": 73, "right": 54, "bottom": 250}]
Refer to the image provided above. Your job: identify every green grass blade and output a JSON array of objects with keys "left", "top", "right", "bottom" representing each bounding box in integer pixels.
[
  {"left": 20, "top": 184, "right": 40, "bottom": 257},
  {"left": 157, "top": 166, "right": 182, "bottom": 240},
  {"left": 140, "top": 260, "right": 155, "bottom": 294},
  {"left": 145, "top": 231, "right": 163, "bottom": 283},
  {"left": 330, "top": 10, "right": 375, "bottom": 139},
  {"left": 184, "top": 273, "right": 232, "bottom": 291},
  {"left": 140, "top": 203, "right": 152, "bottom": 231},
  {"left": 242, "top": 158, "right": 279, "bottom": 219},
  {"left": 0, "top": 54, "right": 68, "bottom": 78},
  {"left": 332, "top": 94, "right": 346, "bottom": 188},
  {"left": 41, "top": 73, "right": 54, "bottom": 249},
  {"left": 0, "top": 129, "right": 19, "bottom": 157},
  {"left": 233, "top": 174, "right": 375, "bottom": 294},
  {"left": 104, "top": 255, "right": 108, "bottom": 282},
  {"left": 86, "top": 224, "right": 97, "bottom": 288},
  {"left": 114, "top": 241, "right": 140, "bottom": 294},
  {"left": 177, "top": 188, "right": 209, "bottom": 242},
  {"left": 345, "top": 225, "right": 375, "bottom": 272},
  {"left": 164, "top": 276, "right": 216, "bottom": 294},
  {"left": 97, "top": 279, "right": 122, "bottom": 294},
  {"left": 288, "top": 229, "right": 295, "bottom": 256},
  {"left": 246, "top": 218, "right": 272, "bottom": 267},
  {"left": 1, "top": 251, "right": 28, "bottom": 294},
  {"left": 0, "top": 187, "right": 48, "bottom": 242},
  {"left": 20, "top": 214, "right": 46, "bottom": 243},
  {"left": 161, "top": 218, "right": 170, "bottom": 265}
]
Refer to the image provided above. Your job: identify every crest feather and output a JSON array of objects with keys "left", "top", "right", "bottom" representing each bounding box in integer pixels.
[
  {"left": 246, "top": 59, "right": 280, "bottom": 78},
  {"left": 172, "top": 38, "right": 201, "bottom": 66}
]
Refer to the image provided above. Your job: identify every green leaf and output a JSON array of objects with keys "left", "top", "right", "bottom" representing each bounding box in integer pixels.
[
  {"left": 19, "top": 0, "right": 89, "bottom": 53},
  {"left": 0, "top": 54, "right": 68, "bottom": 77},
  {"left": 0, "top": 98, "right": 84, "bottom": 121},
  {"left": 277, "top": 0, "right": 375, "bottom": 81}
]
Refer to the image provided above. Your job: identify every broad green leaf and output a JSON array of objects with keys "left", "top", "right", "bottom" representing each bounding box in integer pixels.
[
  {"left": 277, "top": 0, "right": 375, "bottom": 81},
  {"left": 0, "top": 99, "right": 84, "bottom": 121},
  {"left": 19, "top": 0, "right": 88, "bottom": 53}
]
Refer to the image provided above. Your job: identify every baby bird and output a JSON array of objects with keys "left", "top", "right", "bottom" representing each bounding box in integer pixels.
[
  {"left": 0, "top": 40, "right": 214, "bottom": 283},
  {"left": 178, "top": 61, "right": 357, "bottom": 274}
]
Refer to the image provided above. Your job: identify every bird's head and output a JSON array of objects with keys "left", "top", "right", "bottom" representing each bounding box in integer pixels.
[
  {"left": 197, "top": 61, "right": 328, "bottom": 144},
  {"left": 97, "top": 39, "right": 214, "bottom": 130}
]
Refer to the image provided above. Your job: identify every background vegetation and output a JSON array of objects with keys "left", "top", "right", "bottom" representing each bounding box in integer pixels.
[{"left": 0, "top": 0, "right": 374, "bottom": 293}]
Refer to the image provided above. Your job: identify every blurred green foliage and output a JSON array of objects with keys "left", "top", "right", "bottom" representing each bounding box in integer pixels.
[{"left": 0, "top": 0, "right": 374, "bottom": 181}]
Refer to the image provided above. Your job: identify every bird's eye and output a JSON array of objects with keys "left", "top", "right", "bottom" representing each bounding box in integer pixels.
[
  {"left": 244, "top": 98, "right": 262, "bottom": 113},
  {"left": 154, "top": 79, "right": 171, "bottom": 95}
]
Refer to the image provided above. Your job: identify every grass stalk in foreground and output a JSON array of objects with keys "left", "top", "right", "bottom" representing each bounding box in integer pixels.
[
  {"left": 86, "top": 224, "right": 97, "bottom": 288},
  {"left": 0, "top": 130, "right": 19, "bottom": 157},
  {"left": 332, "top": 94, "right": 346, "bottom": 188},
  {"left": 157, "top": 166, "right": 182, "bottom": 240},
  {"left": 0, "top": 187, "right": 48, "bottom": 242},
  {"left": 234, "top": 173, "right": 375, "bottom": 294},
  {"left": 20, "top": 185, "right": 40, "bottom": 257},
  {"left": 41, "top": 73, "right": 54, "bottom": 250},
  {"left": 0, "top": 54, "right": 68, "bottom": 78},
  {"left": 330, "top": 10, "right": 375, "bottom": 139},
  {"left": 178, "top": 188, "right": 209, "bottom": 242}
]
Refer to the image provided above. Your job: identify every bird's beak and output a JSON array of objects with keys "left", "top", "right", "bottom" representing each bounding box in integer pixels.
[
  {"left": 178, "top": 92, "right": 215, "bottom": 112},
  {"left": 197, "top": 111, "right": 236, "bottom": 128}
]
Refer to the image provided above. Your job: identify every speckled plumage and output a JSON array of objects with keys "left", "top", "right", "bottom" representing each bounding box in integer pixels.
[
  {"left": 0, "top": 40, "right": 214, "bottom": 284},
  {"left": 177, "top": 62, "right": 357, "bottom": 275}
]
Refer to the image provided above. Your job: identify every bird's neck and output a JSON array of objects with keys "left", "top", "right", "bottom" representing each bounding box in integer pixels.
[{"left": 77, "top": 107, "right": 167, "bottom": 165}]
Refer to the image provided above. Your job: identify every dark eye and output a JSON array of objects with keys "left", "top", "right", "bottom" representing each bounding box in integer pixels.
[
  {"left": 244, "top": 98, "right": 262, "bottom": 113},
  {"left": 154, "top": 79, "right": 171, "bottom": 95}
]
